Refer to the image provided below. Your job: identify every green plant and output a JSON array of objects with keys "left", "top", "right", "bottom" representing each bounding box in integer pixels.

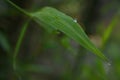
[{"left": 5, "top": 0, "right": 109, "bottom": 79}]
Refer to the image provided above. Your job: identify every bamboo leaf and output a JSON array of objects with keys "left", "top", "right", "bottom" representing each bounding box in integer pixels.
[{"left": 30, "top": 7, "right": 108, "bottom": 61}]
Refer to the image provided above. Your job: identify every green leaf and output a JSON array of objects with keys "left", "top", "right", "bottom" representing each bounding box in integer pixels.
[
  {"left": 13, "top": 19, "right": 31, "bottom": 75},
  {"left": 30, "top": 7, "right": 108, "bottom": 61},
  {"left": 102, "top": 14, "right": 119, "bottom": 47}
]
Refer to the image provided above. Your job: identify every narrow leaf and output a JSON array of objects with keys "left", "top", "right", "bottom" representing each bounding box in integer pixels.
[
  {"left": 13, "top": 19, "right": 31, "bottom": 72},
  {"left": 31, "top": 7, "right": 108, "bottom": 61},
  {"left": 102, "top": 14, "right": 119, "bottom": 47}
]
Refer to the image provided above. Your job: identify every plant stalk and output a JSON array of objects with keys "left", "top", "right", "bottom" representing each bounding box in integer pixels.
[{"left": 5, "top": 0, "right": 31, "bottom": 17}]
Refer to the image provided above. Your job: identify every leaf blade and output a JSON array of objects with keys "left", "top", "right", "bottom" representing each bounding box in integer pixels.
[{"left": 31, "top": 7, "right": 108, "bottom": 61}]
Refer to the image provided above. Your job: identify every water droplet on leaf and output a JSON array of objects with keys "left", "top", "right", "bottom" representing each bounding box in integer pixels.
[{"left": 74, "top": 19, "right": 77, "bottom": 23}]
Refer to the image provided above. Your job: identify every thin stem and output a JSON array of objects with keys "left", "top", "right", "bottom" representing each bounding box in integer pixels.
[
  {"left": 13, "top": 19, "right": 31, "bottom": 79},
  {"left": 6, "top": 0, "right": 31, "bottom": 17}
]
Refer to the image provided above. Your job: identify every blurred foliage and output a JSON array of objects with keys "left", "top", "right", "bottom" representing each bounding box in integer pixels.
[{"left": 0, "top": 0, "right": 120, "bottom": 80}]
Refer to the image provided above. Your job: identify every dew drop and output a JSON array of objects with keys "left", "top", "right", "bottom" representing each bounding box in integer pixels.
[{"left": 73, "top": 19, "right": 77, "bottom": 23}]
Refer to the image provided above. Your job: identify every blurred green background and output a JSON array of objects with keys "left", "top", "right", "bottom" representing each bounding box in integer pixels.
[{"left": 0, "top": 0, "right": 120, "bottom": 80}]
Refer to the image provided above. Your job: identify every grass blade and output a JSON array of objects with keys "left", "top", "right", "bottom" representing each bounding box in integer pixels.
[
  {"left": 102, "top": 14, "right": 119, "bottom": 47},
  {"left": 31, "top": 7, "right": 108, "bottom": 61},
  {"left": 13, "top": 19, "right": 31, "bottom": 80},
  {"left": 13, "top": 19, "right": 30, "bottom": 70}
]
